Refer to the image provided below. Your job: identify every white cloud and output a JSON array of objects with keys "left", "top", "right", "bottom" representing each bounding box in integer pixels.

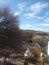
[
  {"left": 45, "top": 11, "right": 49, "bottom": 16},
  {"left": 30, "top": 2, "right": 48, "bottom": 13},
  {"left": 25, "top": 2, "right": 48, "bottom": 19},
  {"left": 14, "top": 11, "right": 20, "bottom": 16},
  {"left": 25, "top": 24, "right": 32, "bottom": 27},
  {"left": 32, "top": 28, "right": 44, "bottom": 31},
  {"left": 24, "top": 12, "right": 43, "bottom": 19},
  {"left": 40, "top": 23, "right": 49, "bottom": 26},
  {"left": 24, "top": 12, "right": 36, "bottom": 18},
  {"left": 18, "top": 3, "right": 25, "bottom": 11},
  {"left": 35, "top": 16, "right": 43, "bottom": 19},
  {"left": 44, "top": 18, "right": 49, "bottom": 22}
]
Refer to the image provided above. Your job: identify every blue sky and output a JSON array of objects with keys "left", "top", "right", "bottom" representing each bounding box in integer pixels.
[{"left": 0, "top": 0, "right": 49, "bottom": 32}]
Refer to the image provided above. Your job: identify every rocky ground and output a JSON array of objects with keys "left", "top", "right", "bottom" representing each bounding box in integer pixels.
[{"left": 0, "top": 57, "right": 49, "bottom": 65}]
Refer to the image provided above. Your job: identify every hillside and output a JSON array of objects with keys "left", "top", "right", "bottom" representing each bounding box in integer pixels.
[
  {"left": 21, "top": 30, "right": 49, "bottom": 54},
  {"left": 21, "top": 30, "right": 49, "bottom": 36}
]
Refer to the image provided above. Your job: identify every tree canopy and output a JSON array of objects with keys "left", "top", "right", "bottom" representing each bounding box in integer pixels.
[{"left": 0, "top": 7, "right": 23, "bottom": 52}]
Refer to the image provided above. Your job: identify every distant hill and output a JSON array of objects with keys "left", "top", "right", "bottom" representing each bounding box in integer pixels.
[
  {"left": 21, "top": 30, "right": 49, "bottom": 54},
  {"left": 21, "top": 30, "right": 49, "bottom": 36}
]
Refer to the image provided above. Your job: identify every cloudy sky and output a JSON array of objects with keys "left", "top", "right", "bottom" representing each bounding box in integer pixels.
[{"left": 0, "top": 0, "right": 49, "bottom": 32}]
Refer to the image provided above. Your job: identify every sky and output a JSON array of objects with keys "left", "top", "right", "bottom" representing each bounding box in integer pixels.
[{"left": 0, "top": 0, "right": 49, "bottom": 32}]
